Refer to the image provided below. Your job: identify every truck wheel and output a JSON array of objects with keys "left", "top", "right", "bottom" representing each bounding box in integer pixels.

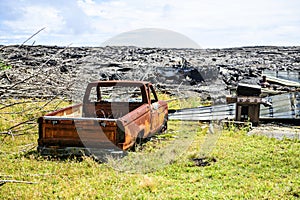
[
  {"left": 131, "top": 131, "right": 144, "bottom": 151},
  {"left": 160, "top": 117, "right": 168, "bottom": 133}
]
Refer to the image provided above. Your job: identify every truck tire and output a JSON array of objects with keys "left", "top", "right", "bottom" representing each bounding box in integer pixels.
[
  {"left": 160, "top": 117, "right": 168, "bottom": 133},
  {"left": 130, "top": 130, "right": 144, "bottom": 151}
]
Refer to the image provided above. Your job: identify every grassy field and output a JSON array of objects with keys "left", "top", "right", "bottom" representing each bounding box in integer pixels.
[{"left": 0, "top": 99, "right": 299, "bottom": 199}]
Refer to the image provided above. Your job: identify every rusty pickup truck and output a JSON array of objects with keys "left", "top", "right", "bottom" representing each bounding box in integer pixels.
[{"left": 37, "top": 81, "right": 168, "bottom": 159}]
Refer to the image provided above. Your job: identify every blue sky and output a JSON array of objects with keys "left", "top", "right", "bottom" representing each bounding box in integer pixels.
[{"left": 0, "top": 0, "right": 299, "bottom": 48}]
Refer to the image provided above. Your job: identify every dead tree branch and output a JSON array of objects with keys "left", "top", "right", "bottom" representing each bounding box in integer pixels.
[
  {"left": 0, "top": 180, "right": 37, "bottom": 186},
  {"left": 18, "top": 27, "right": 46, "bottom": 48}
]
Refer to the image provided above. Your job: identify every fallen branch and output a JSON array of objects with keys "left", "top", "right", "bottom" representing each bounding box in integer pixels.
[
  {"left": 0, "top": 179, "right": 37, "bottom": 186},
  {"left": 8, "top": 119, "right": 35, "bottom": 130},
  {"left": 18, "top": 27, "right": 46, "bottom": 48},
  {"left": 0, "top": 173, "right": 53, "bottom": 178},
  {"left": 17, "top": 144, "right": 36, "bottom": 154},
  {"left": 9, "top": 125, "right": 37, "bottom": 134},
  {"left": 0, "top": 130, "right": 14, "bottom": 140},
  {"left": 0, "top": 100, "right": 43, "bottom": 111}
]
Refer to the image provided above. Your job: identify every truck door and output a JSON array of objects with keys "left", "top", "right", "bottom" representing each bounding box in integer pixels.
[{"left": 149, "top": 85, "right": 160, "bottom": 132}]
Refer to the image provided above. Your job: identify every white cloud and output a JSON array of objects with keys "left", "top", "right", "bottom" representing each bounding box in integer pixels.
[
  {"left": 76, "top": 0, "right": 300, "bottom": 33},
  {"left": 77, "top": 0, "right": 165, "bottom": 33},
  {"left": 0, "top": 0, "right": 299, "bottom": 47},
  {"left": 3, "top": 5, "right": 65, "bottom": 33}
]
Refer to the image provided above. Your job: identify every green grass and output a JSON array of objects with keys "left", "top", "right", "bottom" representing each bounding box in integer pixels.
[
  {"left": 0, "top": 99, "right": 70, "bottom": 133},
  {"left": 1, "top": 122, "right": 299, "bottom": 199},
  {"left": 157, "top": 92, "right": 208, "bottom": 110},
  {"left": 0, "top": 99, "right": 299, "bottom": 199},
  {"left": 0, "top": 60, "right": 12, "bottom": 71}
]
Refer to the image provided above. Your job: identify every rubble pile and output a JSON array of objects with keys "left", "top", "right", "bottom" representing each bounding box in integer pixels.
[{"left": 0, "top": 45, "right": 299, "bottom": 100}]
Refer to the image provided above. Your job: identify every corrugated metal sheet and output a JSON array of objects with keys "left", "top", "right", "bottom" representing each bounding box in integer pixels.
[
  {"left": 169, "top": 103, "right": 235, "bottom": 121},
  {"left": 260, "top": 92, "right": 300, "bottom": 119},
  {"left": 295, "top": 92, "right": 300, "bottom": 118},
  {"left": 169, "top": 92, "right": 300, "bottom": 121}
]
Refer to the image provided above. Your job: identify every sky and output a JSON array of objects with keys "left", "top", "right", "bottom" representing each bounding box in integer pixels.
[{"left": 0, "top": 0, "right": 299, "bottom": 48}]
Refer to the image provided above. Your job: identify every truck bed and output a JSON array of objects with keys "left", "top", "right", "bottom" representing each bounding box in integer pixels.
[{"left": 38, "top": 101, "right": 149, "bottom": 154}]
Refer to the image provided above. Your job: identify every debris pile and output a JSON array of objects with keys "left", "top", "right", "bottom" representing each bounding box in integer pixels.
[{"left": 0, "top": 45, "right": 300, "bottom": 100}]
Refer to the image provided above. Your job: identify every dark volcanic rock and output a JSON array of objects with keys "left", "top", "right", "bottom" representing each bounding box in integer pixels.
[{"left": 0, "top": 45, "right": 300, "bottom": 100}]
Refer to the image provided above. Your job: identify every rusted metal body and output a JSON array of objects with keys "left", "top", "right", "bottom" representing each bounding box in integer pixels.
[{"left": 37, "top": 81, "right": 168, "bottom": 157}]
